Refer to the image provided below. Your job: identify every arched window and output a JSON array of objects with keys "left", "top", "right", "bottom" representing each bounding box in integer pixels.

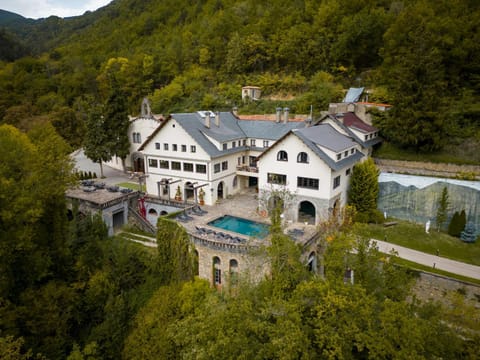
[
  {"left": 297, "top": 152, "right": 308, "bottom": 163},
  {"left": 148, "top": 208, "right": 158, "bottom": 215},
  {"left": 229, "top": 259, "right": 239, "bottom": 284},
  {"left": 213, "top": 257, "right": 221, "bottom": 285},
  {"left": 277, "top": 150, "right": 288, "bottom": 161}
]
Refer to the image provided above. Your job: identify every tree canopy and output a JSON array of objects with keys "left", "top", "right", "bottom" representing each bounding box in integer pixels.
[{"left": 0, "top": 0, "right": 478, "bottom": 153}]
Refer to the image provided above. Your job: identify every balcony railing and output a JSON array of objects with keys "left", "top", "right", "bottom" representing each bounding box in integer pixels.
[{"left": 236, "top": 165, "right": 258, "bottom": 173}]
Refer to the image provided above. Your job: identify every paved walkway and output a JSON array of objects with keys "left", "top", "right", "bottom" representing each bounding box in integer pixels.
[
  {"left": 373, "top": 239, "right": 480, "bottom": 280},
  {"left": 71, "top": 149, "right": 131, "bottom": 185}
]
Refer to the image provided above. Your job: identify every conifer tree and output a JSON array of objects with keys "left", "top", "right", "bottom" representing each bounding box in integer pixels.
[
  {"left": 348, "top": 158, "right": 380, "bottom": 222},
  {"left": 436, "top": 186, "right": 449, "bottom": 231},
  {"left": 460, "top": 222, "right": 477, "bottom": 243}
]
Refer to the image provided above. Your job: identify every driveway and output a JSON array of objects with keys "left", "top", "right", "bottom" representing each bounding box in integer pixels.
[
  {"left": 71, "top": 149, "right": 131, "bottom": 186},
  {"left": 374, "top": 239, "right": 480, "bottom": 280}
]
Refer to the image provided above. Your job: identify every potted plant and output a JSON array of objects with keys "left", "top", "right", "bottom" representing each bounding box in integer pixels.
[
  {"left": 198, "top": 188, "right": 205, "bottom": 205},
  {"left": 175, "top": 185, "right": 182, "bottom": 201}
]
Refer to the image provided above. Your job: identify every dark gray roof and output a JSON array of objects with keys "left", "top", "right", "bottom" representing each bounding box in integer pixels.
[
  {"left": 295, "top": 124, "right": 357, "bottom": 152},
  {"left": 171, "top": 112, "right": 245, "bottom": 158},
  {"left": 329, "top": 115, "right": 383, "bottom": 149},
  {"left": 141, "top": 111, "right": 308, "bottom": 159},
  {"left": 293, "top": 128, "right": 364, "bottom": 171},
  {"left": 343, "top": 87, "right": 364, "bottom": 102},
  {"left": 238, "top": 120, "right": 306, "bottom": 140}
]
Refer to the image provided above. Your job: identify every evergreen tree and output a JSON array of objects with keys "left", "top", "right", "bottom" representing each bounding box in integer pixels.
[
  {"left": 348, "top": 158, "right": 380, "bottom": 223},
  {"left": 448, "top": 211, "right": 460, "bottom": 236},
  {"left": 448, "top": 210, "right": 467, "bottom": 237},
  {"left": 435, "top": 186, "right": 449, "bottom": 231},
  {"left": 156, "top": 218, "right": 196, "bottom": 285},
  {"left": 459, "top": 209, "right": 467, "bottom": 236},
  {"left": 460, "top": 222, "right": 477, "bottom": 243}
]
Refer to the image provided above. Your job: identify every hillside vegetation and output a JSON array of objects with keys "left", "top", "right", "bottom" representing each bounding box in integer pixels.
[{"left": 0, "top": 0, "right": 479, "bottom": 154}]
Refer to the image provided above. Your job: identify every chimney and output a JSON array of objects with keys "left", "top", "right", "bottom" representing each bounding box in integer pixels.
[
  {"left": 283, "top": 107, "right": 289, "bottom": 123},
  {"left": 275, "top": 107, "right": 282, "bottom": 123},
  {"left": 204, "top": 111, "right": 210, "bottom": 128},
  {"left": 232, "top": 107, "right": 238, "bottom": 117},
  {"left": 215, "top": 112, "right": 220, "bottom": 127}
]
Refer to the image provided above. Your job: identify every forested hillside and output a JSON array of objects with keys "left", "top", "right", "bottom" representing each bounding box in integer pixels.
[
  {"left": 1, "top": 2, "right": 480, "bottom": 357},
  {"left": 0, "top": 0, "right": 479, "bottom": 153}
]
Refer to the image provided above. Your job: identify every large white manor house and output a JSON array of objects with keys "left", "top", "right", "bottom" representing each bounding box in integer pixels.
[{"left": 108, "top": 96, "right": 381, "bottom": 226}]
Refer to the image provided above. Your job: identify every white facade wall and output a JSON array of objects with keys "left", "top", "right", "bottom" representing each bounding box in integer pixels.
[
  {"left": 105, "top": 116, "right": 160, "bottom": 171},
  {"left": 258, "top": 135, "right": 359, "bottom": 224},
  {"left": 142, "top": 119, "right": 250, "bottom": 205}
]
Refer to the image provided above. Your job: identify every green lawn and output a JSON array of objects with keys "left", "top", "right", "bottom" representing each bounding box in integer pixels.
[
  {"left": 116, "top": 182, "right": 144, "bottom": 191},
  {"left": 355, "top": 221, "right": 480, "bottom": 266}
]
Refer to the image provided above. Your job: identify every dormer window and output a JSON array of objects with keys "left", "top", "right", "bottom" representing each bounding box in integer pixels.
[
  {"left": 337, "top": 154, "right": 341, "bottom": 161},
  {"left": 223, "top": 143, "right": 227, "bottom": 150},
  {"left": 344, "top": 151, "right": 348, "bottom": 157},
  {"left": 351, "top": 149, "right": 355, "bottom": 154},
  {"left": 263, "top": 140, "right": 269, "bottom": 148},
  {"left": 277, "top": 150, "right": 288, "bottom": 161}
]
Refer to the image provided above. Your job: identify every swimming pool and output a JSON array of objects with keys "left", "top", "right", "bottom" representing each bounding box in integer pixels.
[{"left": 208, "top": 215, "right": 269, "bottom": 239}]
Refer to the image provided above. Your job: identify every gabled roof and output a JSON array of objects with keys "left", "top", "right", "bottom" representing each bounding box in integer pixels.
[
  {"left": 138, "top": 111, "right": 307, "bottom": 158},
  {"left": 258, "top": 124, "right": 363, "bottom": 172},
  {"left": 238, "top": 118, "right": 306, "bottom": 140},
  {"left": 139, "top": 112, "right": 246, "bottom": 158},
  {"left": 341, "top": 112, "right": 376, "bottom": 133},
  {"left": 315, "top": 113, "right": 381, "bottom": 148}
]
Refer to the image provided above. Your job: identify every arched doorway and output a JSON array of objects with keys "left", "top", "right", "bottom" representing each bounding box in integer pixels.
[
  {"left": 131, "top": 152, "right": 144, "bottom": 173},
  {"left": 217, "top": 181, "right": 224, "bottom": 200},
  {"left": 299, "top": 200, "right": 316, "bottom": 224},
  {"left": 147, "top": 208, "right": 158, "bottom": 226},
  {"left": 185, "top": 182, "right": 195, "bottom": 200}
]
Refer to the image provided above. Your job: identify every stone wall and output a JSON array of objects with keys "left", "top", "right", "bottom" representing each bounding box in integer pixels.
[
  {"left": 193, "top": 235, "right": 268, "bottom": 289},
  {"left": 375, "top": 158, "right": 480, "bottom": 179},
  {"left": 412, "top": 272, "right": 480, "bottom": 308}
]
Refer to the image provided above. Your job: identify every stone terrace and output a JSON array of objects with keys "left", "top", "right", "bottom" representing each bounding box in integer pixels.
[{"left": 177, "top": 189, "right": 318, "bottom": 248}]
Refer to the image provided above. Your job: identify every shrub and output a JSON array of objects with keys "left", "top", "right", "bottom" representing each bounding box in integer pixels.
[{"left": 448, "top": 210, "right": 466, "bottom": 237}]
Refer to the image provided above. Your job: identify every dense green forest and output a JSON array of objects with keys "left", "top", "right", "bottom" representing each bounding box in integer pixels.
[
  {"left": 1, "top": 1, "right": 480, "bottom": 357},
  {"left": 0, "top": 130, "right": 478, "bottom": 358},
  {"left": 0, "top": 0, "right": 479, "bottom": 153}
]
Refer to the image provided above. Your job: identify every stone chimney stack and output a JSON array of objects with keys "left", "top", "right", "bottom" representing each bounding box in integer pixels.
[
  {"left": 283, "top": 107, "right": 289, "bottom": 123},
  {"left": 215, "top": 112, "right": 220, "bottom": 127},
  {"left": 275, "top": 107, "right": 282, "bottom": 123},
  {"left": 204, "top": 111, "right": 210, "bottom": 128}
]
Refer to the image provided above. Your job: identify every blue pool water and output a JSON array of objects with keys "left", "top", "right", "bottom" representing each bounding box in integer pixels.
[{"left": 208, "top": 215, "right": 269, "bottom": 239}]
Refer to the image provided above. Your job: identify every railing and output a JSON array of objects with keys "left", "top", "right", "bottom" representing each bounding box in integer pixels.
[
  {"left": 236, "top": 165, "right": 258, "bottom": 173},
  {"left": 190, "top": 233, "right": 250, "bottom": 253},
  {"left": 128, "top": 205, "right": 156, "bottom": 235}
]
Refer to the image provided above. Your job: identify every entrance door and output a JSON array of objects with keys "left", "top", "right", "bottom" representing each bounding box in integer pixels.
[
  {"left": 112, "top": 211, "right": 124, "bottom": 232},
  {"left": 185, "top": 182, "right": 195, "bottom": 200},
  {"left": 217, "top": 182, "right": 224, "bottom": 199},
  {"left": 133, "top": 157, "right": 144, "bottom": 173}
]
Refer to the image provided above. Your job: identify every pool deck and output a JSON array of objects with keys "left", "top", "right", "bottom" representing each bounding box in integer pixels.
[{"left": 177, "top": 189, "right": 318, "bottom": 248}]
